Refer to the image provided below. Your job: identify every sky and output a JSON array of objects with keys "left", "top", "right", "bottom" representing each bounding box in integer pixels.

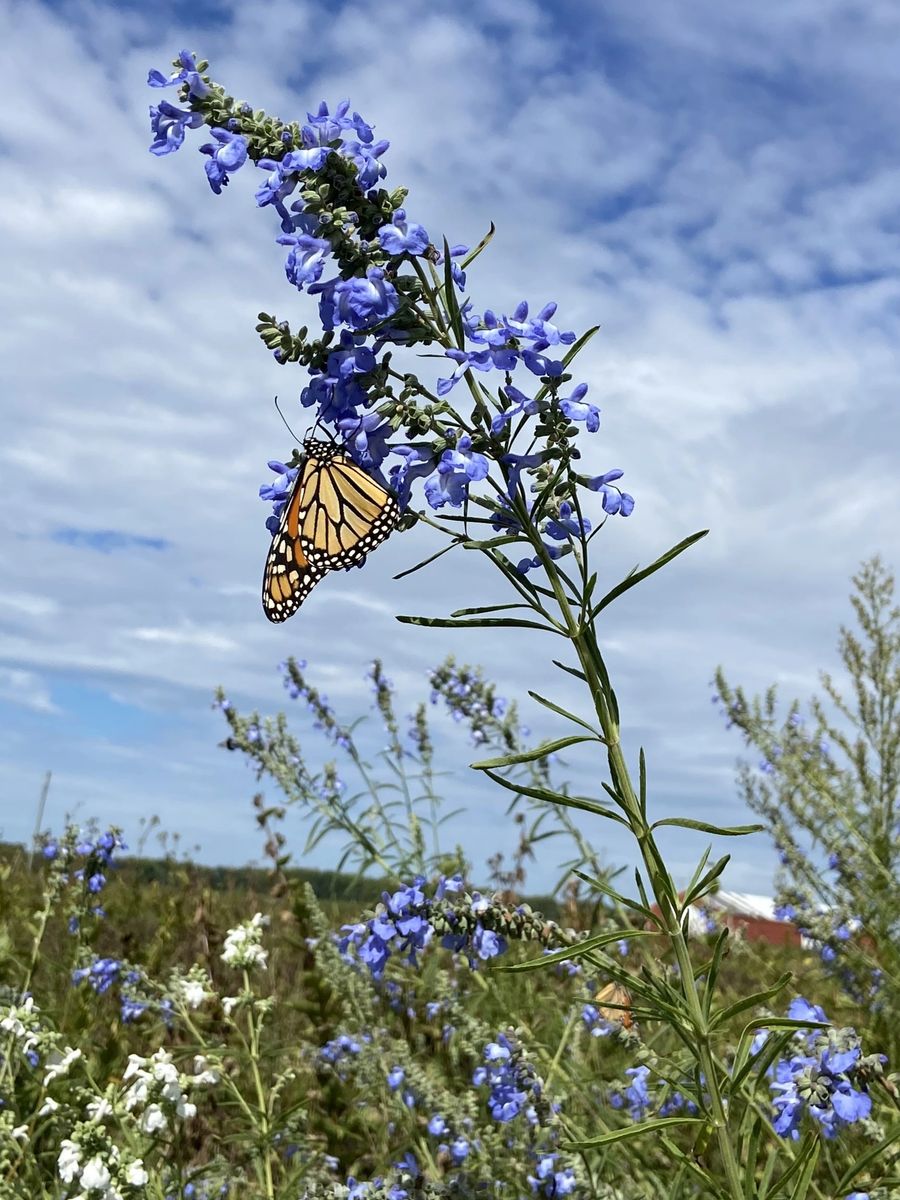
[{"left": 1, "top": 0, "right": 898, "bottom": 894}]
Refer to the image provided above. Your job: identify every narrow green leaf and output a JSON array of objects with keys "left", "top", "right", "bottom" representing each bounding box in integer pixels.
[
  {"left": 499, "top": 928, "right": 650, "bottom": 974},
  {"left": 460, "top": 533, "right": 521, "bottom": 551},
  {"left": 835, "top": 1123, "right": 900, "bottom": 1192},
  {"left": 683, "top": 845, "right": 712, "bottom": 907},
  {"left": 638, "top": 747, "right": 648, "bottom": 820},
  {"left": 634, "top": 868, "right": 652, "bottom": 914},
  {"left": 652, "top": 817, "right": 765, "bottom": 836},
  {"left": 840, "top": 1118, "right": 900, "bottom": 1195},
  {"left": 681, "top": 854, "right": 731, "bottom": 909},
  {"left": 659, "top": 1137, "right": 717, "bottom": 1191},
  {"left": 742, "top": 1114, "right": 764, "bottom": 1200},
  {"left": 471, "top": 734, "right": 598, "bottom": 770},
  {"left": 527, "top": 689, "right": 602, "bottom": 737},
  {"left": 572, "top": 868, "right": 662, "bottom": 927},
  {"left": 591, "top": 530, "right": 709, "bottom": 618},
  {"left": 449, "top": 602, "right": 534, "bottom": 618},
  {"left": 460, "top": 221, "right": 495, "bottom": 269},
  {"left": 710, "top": 973, "right": 792, "bottom": 1030},
  {"left": 552, "top": 658, "right": 587, "bottom": 683},
  {"left": 730, "top": 1024, "right": 820, "bottom": 1093},
  {"left": 442, "top": 236, "right": 465, "bottom": 347},
  {"left": 396, "top": 614, "right": 555, "bottom": 632},
  {"left": 560, "top": 324, "right": 600, "bottom": 371},
  {"left": 563, "top": 1116, "right": 704, "bottom": 1150},
  {"left": 480, "top": 768, "right": 631, "bottom": 826},
  {"left": 701, "top": 929, "right": 730, "bottom": 1018},
  {"left": 768, "top": 1134, "right": 818, "bottom": 1199},
  {"left": 393, "top": 538, "right": 460, "bottom": 580}
]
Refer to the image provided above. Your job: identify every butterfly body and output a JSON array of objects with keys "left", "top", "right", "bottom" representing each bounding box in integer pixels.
[{"left": 262, "top": 437, "right": 400, "bottom": 622}]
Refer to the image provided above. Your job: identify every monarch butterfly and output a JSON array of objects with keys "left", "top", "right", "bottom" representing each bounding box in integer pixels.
[
  {"left": 262, "top": 437, "right": 400, "bottom": 622},
  {"left": 594, "top": 981, "right": 634, "bottom": 1029}
]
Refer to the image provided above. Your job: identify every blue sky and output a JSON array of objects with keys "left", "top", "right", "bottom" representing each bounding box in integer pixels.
[{"left": 1, "top": 0, "right": 898, "bottom": 892}]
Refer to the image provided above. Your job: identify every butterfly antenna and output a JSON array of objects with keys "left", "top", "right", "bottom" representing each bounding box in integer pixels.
[{"left": 274, "top": 396, "right": 302, "bottom": 444}]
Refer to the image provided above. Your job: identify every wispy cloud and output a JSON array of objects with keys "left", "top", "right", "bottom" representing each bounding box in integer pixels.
[
  {"left": 0, "top": 0, "right": 895, "bottom": 890},
  {"left": 51, "top": 529, "right": 171, "bottom": 554}
]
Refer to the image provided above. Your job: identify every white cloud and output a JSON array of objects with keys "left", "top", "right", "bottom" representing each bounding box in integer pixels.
[
  {"left": 0, "top": 668, "right": 59, "bottom": 714},
  {"left": 0, "top": 0, "right": 896, "bottom": 890}
]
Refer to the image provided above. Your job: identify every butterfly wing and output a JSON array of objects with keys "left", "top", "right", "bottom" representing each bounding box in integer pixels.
[
  {"left": 594, "top": 982, "right": 634, "bottom": 1029},
  {"left": 262, "top": 442, "right": 400, "bottom": 623}
]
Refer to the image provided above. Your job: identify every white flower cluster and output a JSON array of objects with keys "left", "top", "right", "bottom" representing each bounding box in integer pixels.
[
  {"left": 221, "top": 912, "right": 269, "bottom": 971},
  {"left": 121, "top": 1048, "right": 217, "bottom": 1135},
  {"left": 1, "top": 994, "right": 85, "bottom": 1091},
  {"left": 168, "top": 965, "right": 214, "bottom": 1010},
  {"left": 57, "top": 1135, "right": 149, "bottom": 1198},
  {"left": 0, "top": 994, "right": 40, "bottom": 1053}
]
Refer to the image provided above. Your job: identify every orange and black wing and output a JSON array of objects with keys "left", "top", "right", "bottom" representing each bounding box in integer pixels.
[{"left": 262, "top": 442, "right": 400, "bottom": 623}]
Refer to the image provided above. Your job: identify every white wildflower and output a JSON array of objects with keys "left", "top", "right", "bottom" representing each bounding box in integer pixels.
[
  {"left": 123, "top": 1053, "right": 147, "bottom": 1081},
  {"left": 58, "top": 1138, "right": 82, "bottom": 1183},
  {"left": 44, "top": 1045, "right": 82, "bottom": 1086},
  {"left": 80, "top": 1156, "right": 111, "bottom": 1191},
  {"left": 221, "top": 912, "right": 269, "bottom": 970},
  {"left": 222, "top": 995, "right": 241, "bottom": 1016},
  {"left": 12, "top": 1124, "right": 28, "bottom": 1142},
  {"left": 124, "top": 1074, "right": 150, "bottom": 1111},
  {"left": 193, "top": 1055, "right": 220, "bottom": 1086},
  {"left": 38, "top": 1097, "right": 60, "bottom": 1116},
  {"left": 141, "top": 1103, "right": 168, "bottom": 1135},
  {"left": 126, "top": 1159, "right": 149, "bottom": 1186},
  {"left": 0, "top": 995, "right": 37, "bottom": 1039},
  {"left": 180, "top": 977, "right": 211, "bottom": 1009},
  {"left": 87, "top": 1096, "right": 113, "bottom": 1121}
]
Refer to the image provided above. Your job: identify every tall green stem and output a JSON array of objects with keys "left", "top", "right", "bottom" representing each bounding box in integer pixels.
[{"left": 537, "top": 548, "right": 744, "bottom": 1200}]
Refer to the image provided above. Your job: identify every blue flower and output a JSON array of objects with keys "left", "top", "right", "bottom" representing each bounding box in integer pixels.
[
  {"left": 342, "top": 138, "right": 390, "bottom": 189},
  {"left": 472, "top": 925, "right": 507, "bottom": 960},
  {"left": 378, "top": 209, "right": 429, "bottom": 257},
  {"left": 42, "top": 842, "right": 59, "bottom": 860},
  {"left": 491, "top": 385, "right": 540, "bottom": 433},
  {"left": 303, "top": 99, "right": 359, "bottom": 144},
  {"left": 618, "top": 1065, "right": 652, "bottom": 1121},
  {"left": 278, "top": 231, "right": 332, "bottom": 291},
  {"left": 147, "top": 50, "right": 210, "bottom": 99},
  {"left": 199, "top": 128, "right": 248, "bottom": 193},
  {"left": 423, "top": 436, "right": 489, "bottom": 509},
  {"left": 149, "top": 101, "right": 204, "bottom": 156},
  {"left": 387, "top": 1067, "right": 405, "bottom": 1090},
  {"left": 389, "top": 444, "right": 435, "bottom": 508},
  {"left": 449, "top": 1136, "right": 469, "bottom": 1163},
  {"left": 260, "top": 461, "right": 299, "bottom": 531},
  {"left": 338, "top": 413, "right": 393, "bottom": 471},
  {"left": 502, "top": 451, "right": 545, "bottom": 500},
  {"left": 787, "top": 997, "right": 828, "bottom": 1027},
  {"left": 545, "top": 502, "right": 590, "bottom": 542},
  {"left": 559, "top": 383, "right": 600, "bottom": 432},
  {"left": 120, "top": 996, "right": 148, "bottom": 1023},
  {"left": 436, "top": 873, "right": 464, "bottom": 898},
  {"left": 435, "top": 243, "right": 469, "bottom": 290},
  {"left": 313, "top": 268, "right": 400, "bottom": 332},
  {"left": 522, "top": 347, "right": 564, "bottom": 378},
  {"left": 437, "top": 344, "right": 519, "bottom": 396},
  {"left": 427, "top": 1114, "right": 447, "bottom": 1136},
  {"left": 586, "top": 469, "right": 635, "bottom": 516},
  {"left": 72, "top": 956, "right": 121, "bottom": 995},
  {"left": 505, "top": 300, "right": 576, "bottom": 348}
]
